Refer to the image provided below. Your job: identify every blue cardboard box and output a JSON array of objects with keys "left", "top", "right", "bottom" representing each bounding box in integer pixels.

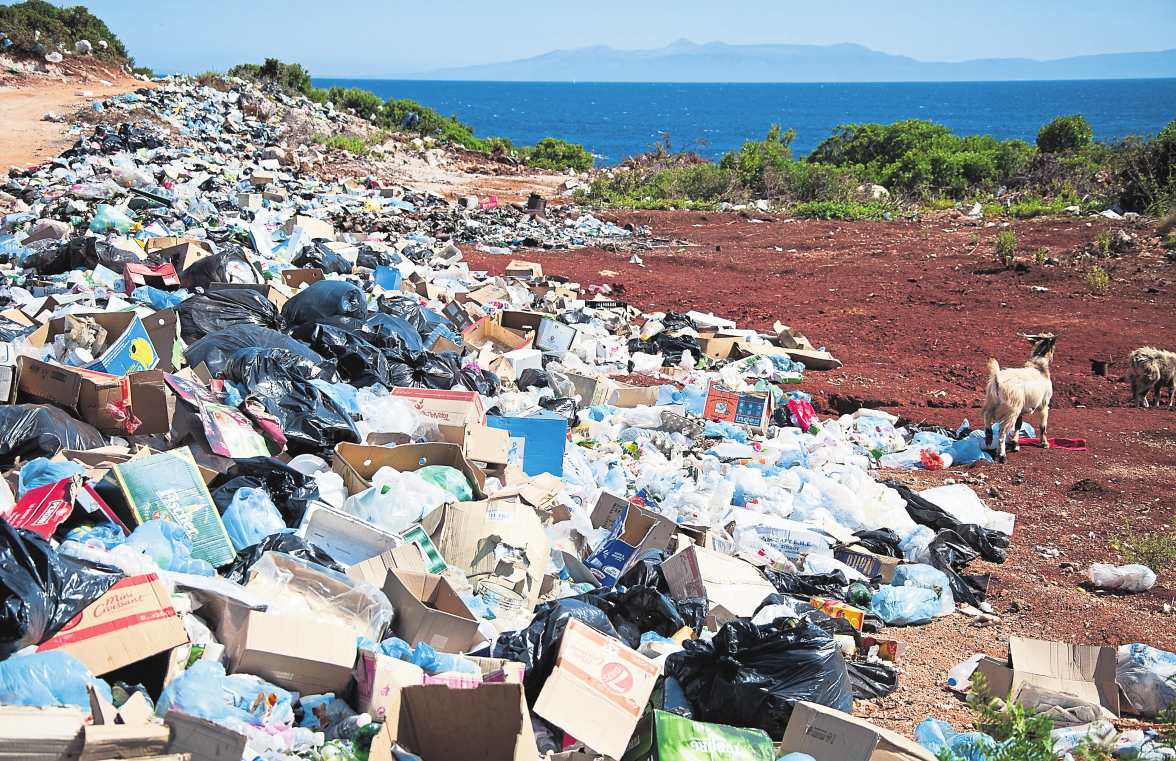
[{"left": 485, "top": 409, "right": 567, "bottom": 477}]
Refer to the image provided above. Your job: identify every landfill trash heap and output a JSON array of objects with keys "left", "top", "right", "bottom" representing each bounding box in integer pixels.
[{"left": 0, "top": 77, "right": 1170, "bottom": 761}]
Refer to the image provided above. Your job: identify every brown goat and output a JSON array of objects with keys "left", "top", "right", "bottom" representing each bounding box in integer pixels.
[
  {"left": 1126, "top": 346, "right": 1176, "bottom": 408},
  {"left": 982, "top": 334, "right": 1058, "bottom": 464}
]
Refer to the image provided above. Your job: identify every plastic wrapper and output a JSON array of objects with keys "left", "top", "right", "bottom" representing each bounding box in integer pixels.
[
  {"left": 868, "top": 585, "right": 940, "bottom": 626},
  {"left": 0, "top": 405, "right": 105, "bottom": 471},
  {"left": 1088, "top": 563, "right": 1156, "bottom": 593},
  {"left": 221, "top": 488, "right": 289, "bottom": 553},
  {"left": 156, "top": 660, "right": 295, "bottom": 727},
  {"left": 16, "top": 458, "right": 85, "bottom": 499},
  {"left": 209, "top": 457, "right": 323, "bottom": 530},
  {"left": 299, "top": 692, "right": 358, "bottom": 739},
  {"left": 342, "top": 467, "right": 422, "bottom": 534},
  {"left": 179, "top": 247, "right": 261, "bottom": 289},
  {"left": 223, "top": 533, "right": 344, "bottom": 585},
  {"left": 89, "top": 204, "right": 133, "bottom": 234},
  {"left": 1117, "top": 643, "right": 1176, "bottom": 717},
  {"left": 666, "top": 619, "right": 853, "bottom": 740},
  {"left": 409, "top": 640, "right": 479, "bottom": 674},
  {"left": 281, "top": 280, "right": 367, "bottom": 325},
  {"left": 0, "top": 650, "right": 112, "bottom": 711},
  {"left": 126, "top": 520, "right": 215, "bottom": 576},
  {"left": 915, "top": 718, "right": 996, "bottom": 759},
  {"left": 356, "top": 388, "right": 420, "bottom": 434},
  {"left": 184, "top": 325, "right": 323, "bottom": 377},
  {"left": 222, "top": 347, "right": 360, "bottom": 455},
  {"left": 417, "top": 465, "right": 474, "bottom": 502},
  {"left": 176, "top": 288, "right": 285, "bottom": 343},
  {"left": 0, "top": 520, "right": 123, "bottom": 658},
  {"left": 244, "top": 551, "right": 392, "bottom": 642}
]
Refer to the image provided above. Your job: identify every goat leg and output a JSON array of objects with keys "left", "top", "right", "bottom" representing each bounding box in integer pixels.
[
  {"left": 1011, "top": 414, "right": 1024, "bottom": 452},
  {"left": 1039, "top": 405, "right": 1050, "bottom": 449}
]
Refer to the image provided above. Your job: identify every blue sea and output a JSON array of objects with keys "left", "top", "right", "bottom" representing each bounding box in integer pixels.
[{"left": 313, "top": 79, "right": 1176, "bottom": 165}]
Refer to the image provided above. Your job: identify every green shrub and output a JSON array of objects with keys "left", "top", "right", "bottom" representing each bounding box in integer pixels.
[
  {"left": 0, "top": 1, "right": 131, "bottom": 62},
  {"left": 316, "top": 135, "right": 368, "bottom": 155},
  {"left": 1095, "top": 230, "right": 1113, "bottom": 258},
  {"left": 994, "top": 230, "right": 1017, "bottom": 265},
  {"left": 720, "top": 125, "right": 797, "bottom": 196},
  {"left": 382, "top": 98, "right": 483, "bottom": 150},
  {"left": 794, "top": 201, "right": 892, "bottom": 220},
  {"left": 229, "top": 58, "right": 315, "bottom": 97},
  {"left": 132, "top": 65, "right": 154, "bottom": 78},
  {"left": 528, "top": 137, "right": 595, "bottom": 172},
  {"left": 1086, "top": 265, "right": 1109, "bottom": 294},
  {"left": 937, "top": 674, "right": 1055, "bottom": 761},
  {"left": 327, "top": 86, "right": 385, "bottom": 122},
  {"left": 1035, "top": 248, "right": 1048, "bottom": 265},
  {"left": 1113, "top": 519, "right": 1176, "bottom": 574},
  {"left": 1037, "top": 114, "right": 1094, "bottom": 153}
]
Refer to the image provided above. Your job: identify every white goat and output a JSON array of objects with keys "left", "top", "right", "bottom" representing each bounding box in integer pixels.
[
  {"left": 1126, "top": 346, "right": 1176, "bottom": 408},
  {"left": 981, "top": 334, "right": 1057, "bottom": 464}
]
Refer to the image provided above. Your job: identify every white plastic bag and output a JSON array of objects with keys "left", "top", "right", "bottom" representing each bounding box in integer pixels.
[
  {"left": 1088, "top": 563, "right": 1156, "bottom": 593},
  {"left": 341, "top": 467, "right": 418, "bottom": 533}
]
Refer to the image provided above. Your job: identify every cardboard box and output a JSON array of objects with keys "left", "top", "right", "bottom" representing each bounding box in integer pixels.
[
  {"left": 534, "top": 619, "right": 661, "bottom": 759},
  {"left": 250, "top": 170, "right": 276, "bottom": 187},
  {"left": 660, "top": 545, "right": 775, "bottom": 619},
  {"left": 535, "top": 317, "right": 578, "bottom": 352},
  {"left": 389, "top": 387, "right": 486, "bottom": 427},
  {"left": 17, "top": 357, "right": 133, "bottom": 435},
  {"left": 378, "top": 569, "right": 480, "bottom": 654},
  {"left": 612, "top": 383, "right": 661, "bottom": 408},
  {"left": 354, "top": 648, "right": 426, "bottom": 721},
  {"left": 123, "top": 262, "right": 180, "bottom": 295},
  {"left": 734, "top": 342, "right": 842, "bottom": 372},
  {"left": 165, "top": 710, "right": 249, "bottom": 761},
  {"left": 695, "top": 333, "right": 747, "bottom": 360},
  {"left": 780, "top": 701, "right": 936, "bottom": 761},
  {"left": 26, "top": 312, "right": 159, "bottom": 376},
  {"left": 145, "top": 236, "right": 214, "bottom": 254},
  {"left": 505, "top": 260, "right": 543, "bottom": 278},
  {"left": 422, "top": 500, "right": 551, "bottom": 611},
  {"left": 223, "top": 610, "right": 356, "bottom": 695},
  {"left": 7, "top": 474, "right": 129, "bottom": 541},
  {"left": 488, "top": 472, "right": 565, "bottom": 517},
  {"left": 488, "top": 348, "right": 543, "bottom": 381},
  {"left": 237, "top": 192, "right": 262, "bottom": 210},
  {"left": 835, "top": 548, "right": 901, "bottom": 584},
  {"left": 282, "top": 268, "right": 326, "bottom": 288},
  {"left": 438, "top": 423, "right": 511, "bottom": 467},
  {"left": 485, "top": 409, "right": 567, "bottom": 478},
  {"left": 155, "top": 241, "right": 213, "bottom": 274},
  {"left": 702, "top": 382, "right": 773, "bottom": 434},
  {"left": 585, "top": 494, "right": 677, "bottom": 586},
  {"left": 441, "top": 300, "right": 481, "bottom": 332},
  {"left": 974, "top": 637, "right": 1120, "bottom": 718},
  {"left": 142, "top": 308, "right": 181, "bottom": 373},
  {"left": 565, "top": 372, "right": 620, "bottom": 407},
  {"left": 298, "top": 504, "right": 404, "bottom": 567},
  {"left": 496, "top": 310, "right": 545, "bottom": 335},
  {"left": 622, "top": 710, "right": 774, "bottom": 761},
  {"left": 462, "top": 317, "right": 533, "bottom": 353},
  {"left": 371, "top": 683, "right": 540, "bottom": 761},
  {"left": 809, "top": 597, "right": 866, "bottom": 630},
  {"left": 0, "top": 705, "right": 86, "bottom": 761},
  {"left": 333, "top": 442, "right": 487, "bottom": 499},
  {"left": 283, "top": 214, "right": 336, "bottom": 242},
  {"left": 97, "top": 446, "right": 235, "bottom": 568},
  {"left": 36, "top": 574, "right": 188, "bottom": 676}
]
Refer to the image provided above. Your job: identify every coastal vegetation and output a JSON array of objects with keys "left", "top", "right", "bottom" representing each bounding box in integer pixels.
[{"left": 0, "top": 0, "right": 132, "bottom": 63}]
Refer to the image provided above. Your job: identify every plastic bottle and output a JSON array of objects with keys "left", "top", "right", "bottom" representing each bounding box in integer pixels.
[{"left": 947, "top": 654, "right": 985, "bottom": 688}]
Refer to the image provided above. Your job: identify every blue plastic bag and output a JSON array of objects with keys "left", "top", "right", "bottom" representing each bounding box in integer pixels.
[
  {"left": 156, "top": 660, "right": 295, "bottom": 727},
  {"left": 410, "top": 641, "right": 479, "bottom": 675},
  {"left": 126, "top": 520, "right": 215, "bottom": 575},
  {"left": 915, "top": 717, "right": 995, "bottom": 760},
  {"left": 377, "top": 637, "right": 414, "bottom": 661},
  {"left": 131, "top": 286, "right": 190, "bottom": 310},
  {"left": 221, "top": 488, "right": 288, "bottom": 552},
  {"left": 868, "top": 585, "right": 940, "bottom": 626},
  {"left": 17, "top": 458, "right": 85, "bottom": 498},
  {"left": 0, "top": 650, "right": 111, "bottom": 710}
]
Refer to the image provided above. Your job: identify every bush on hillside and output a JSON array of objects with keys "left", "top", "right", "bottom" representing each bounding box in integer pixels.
[
  {"left": 1036, "top": 114, "right": 1093, "bottom": 153},
  {"left": 528, "top": 138, "right": 595, "bottom": 173},
  {"left": 0, "top": 0, "right": 130, "bottom": 62}
]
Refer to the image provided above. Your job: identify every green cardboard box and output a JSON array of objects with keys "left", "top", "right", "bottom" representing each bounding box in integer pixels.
[{"left": 622, "top": 711, "right": 774, "bottom": 761}]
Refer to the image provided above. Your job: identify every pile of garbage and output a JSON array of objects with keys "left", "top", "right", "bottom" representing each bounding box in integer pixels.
[{"left": 0, "top": 77, "right": 1171, "bottom": 761}]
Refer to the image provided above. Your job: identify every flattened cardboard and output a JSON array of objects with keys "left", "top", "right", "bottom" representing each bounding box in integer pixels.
[
  {"left": 438, "top": 423, "right": 511, "bottom": 467},
  {"left": 389, "top": 387, "right": 486, "bottom": 427},
  {"left": 734, "top": 342, "right": 842, "bottom": 371},
  {"left": 379, "top": 569, "right": 480, "bottom": 654},
  {"left": 974, "top": 636, "right": 1120, "bottom": 717},
  {"left": 36, "top": 573, "right": 188, "bottom": 676},
  {"left": 0, "top": 343, "right": 17, "bottom": 404},
  {"left": 224, "top": 610, "right": 356, "bottom": 695},
  {"left": 142, "top": 308, "right": 180, "bottom": 373},
  {"left": 373, "top": 683, "right": 539, "bottom": 761},
  {"left": 166, "top": 710, "right": 249, "bottom": 761},
  {"left": 534, "top": 619, "right": 661, "bottom": 760},
  {"left": 660, "top": 544, "right": 775, "bottom": 618},
  {"left": 696, "top": 333, "right": 747, "bottom": 360},
  {"left": 156, "top": 241, "right": 213, "bottom": 274},
  {"left": 333, "top": 442, "right": 487, "bottom": 499},
  {"left": 565, "top": 372, "right": 619, "bottom": 407},
  {"left": 612, "top": 383, "right": 660, "bottom": 408},
  {"left": 0, "top": 705, "right": 86, "bottom": 761},
  {"left": 282, "top": 268, "right": 326, "bottom": 288},
  {"left": 505, "top": 260, "right": 543, "bottom": 278},
  {"left": 421, "top": 499, "right": 551, "bottom": 611},
  {"left": 123, "top": 262, "right": 180, "bottom": 295},
  {"left": 780, "top": 701, "right": 936, "bottom": 761}
]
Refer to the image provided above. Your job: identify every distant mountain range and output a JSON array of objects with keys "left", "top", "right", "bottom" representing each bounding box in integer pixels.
[{"left": 404, "top": 40, "right": 1176, "bottom": 82}]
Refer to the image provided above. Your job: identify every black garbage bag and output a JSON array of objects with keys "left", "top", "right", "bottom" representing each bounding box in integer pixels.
[
  {"left": 454, "top": 365, "right": 500, "bottom": 396},
  {"left": 63, "top": 236, "right": 154, "bottom": 273},
  {"left": 17, "top": 239, "right": 73, "bottom": 275},
  {"left": 377, "top": 295, "right": 445, "bottom": 338},
  {"left": 222, "top": 533, "right": 345, "bottom": 583},
  {"left": 288, "top": 323, "right": 390, "bottom": 388},
  {"left": 223, "top": 348, "right": 361, "bottom": 456},
  {"left": 666, "top": 619, "right": 853, "bottom": 740},
  {"left": 852, "top": 528, "right": 903, "bottom": 558},
  {"left": 184, "top": 325, "right": 323, "bottom": 377},
  {"left": 627, "top": 337, "right": 659, "bottom": 356},
  {"left": 0, "top": 520, "right": 123, "bottom": 659},
  {"left": 179, "top": 248, "right": 261, "bottom": 289},
  {"left": 764, "top": 569, "right": 850, "bottom": 603},
  {"left": 0, "top": 405, "right": 105, "bottom": 471},
  {"left": 356, "top": 246, "right": 394, "bottom": 270},
  {"left": 517, "top": 368, "right": 548, "bottom": 391},
  {"left": 574, "top": 586, "right": 686, "bottom": 650},
  {"left": 176, "top": 289, "right": 286, "bottom": 343},
  {"left": 661, "top": 311, "right": 697, "bottom": 331},
  {"left": 925, "top": 530, "right": 989, "bottom": 606},
  {"left": 539, "top": 396, "right": 577, "bottom": 423},
  {"left": 655, "top": 334, "right": 702, "bottom": 366},
  {"left": 282, "top": 280, "right": 367, "bottom": 326},
  {"left": 366, "top": 313, "right": 423, "bottom": 352},
  {"left": 293, "top": 243, "right": 353, "bottom": 275},
  {"left": 208, "top": 457, "right": 322, "bottom": 529},
  {"left": 618, "top": 554, "right": 669, "bottom": 592},
  {"left": 847, "top": 661, "right": 899, "bottom": 700},
  {"left": 882, "top": 481, "right": 1009, "bottom": 563},
  {"left": 386, "top": 349, "right": 459, "bottom": 389},
  {"left": 675, "top": 598, "right": 709, "bottom": 635},
  {"left": 0, "top": 315, "right": 37, "bottom": 343},
  {"left": 493, "top": 599, "right": 619, "bottom": 706}
]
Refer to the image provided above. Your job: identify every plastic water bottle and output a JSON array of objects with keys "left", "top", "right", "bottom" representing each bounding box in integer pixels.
[{"left": 947, "top": 654, "right": 985, "bottom": 688}]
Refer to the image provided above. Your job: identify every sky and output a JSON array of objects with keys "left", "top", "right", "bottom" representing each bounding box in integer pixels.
[{"left": 64, "top": 0, "right": 1176, "bottom": 78}]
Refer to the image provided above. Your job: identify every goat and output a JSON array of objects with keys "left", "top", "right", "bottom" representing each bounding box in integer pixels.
[
  {"left": 981, "top": 334, "right": 1058, "bottom": 463},
  {"left": 1126, "top": 346, "right": 1176, "bottom": 408}
]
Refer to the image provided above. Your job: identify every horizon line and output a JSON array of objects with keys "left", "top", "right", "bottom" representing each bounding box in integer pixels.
[{"left": 309, "top": 76, "right": 1176, "bottom": 85}]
